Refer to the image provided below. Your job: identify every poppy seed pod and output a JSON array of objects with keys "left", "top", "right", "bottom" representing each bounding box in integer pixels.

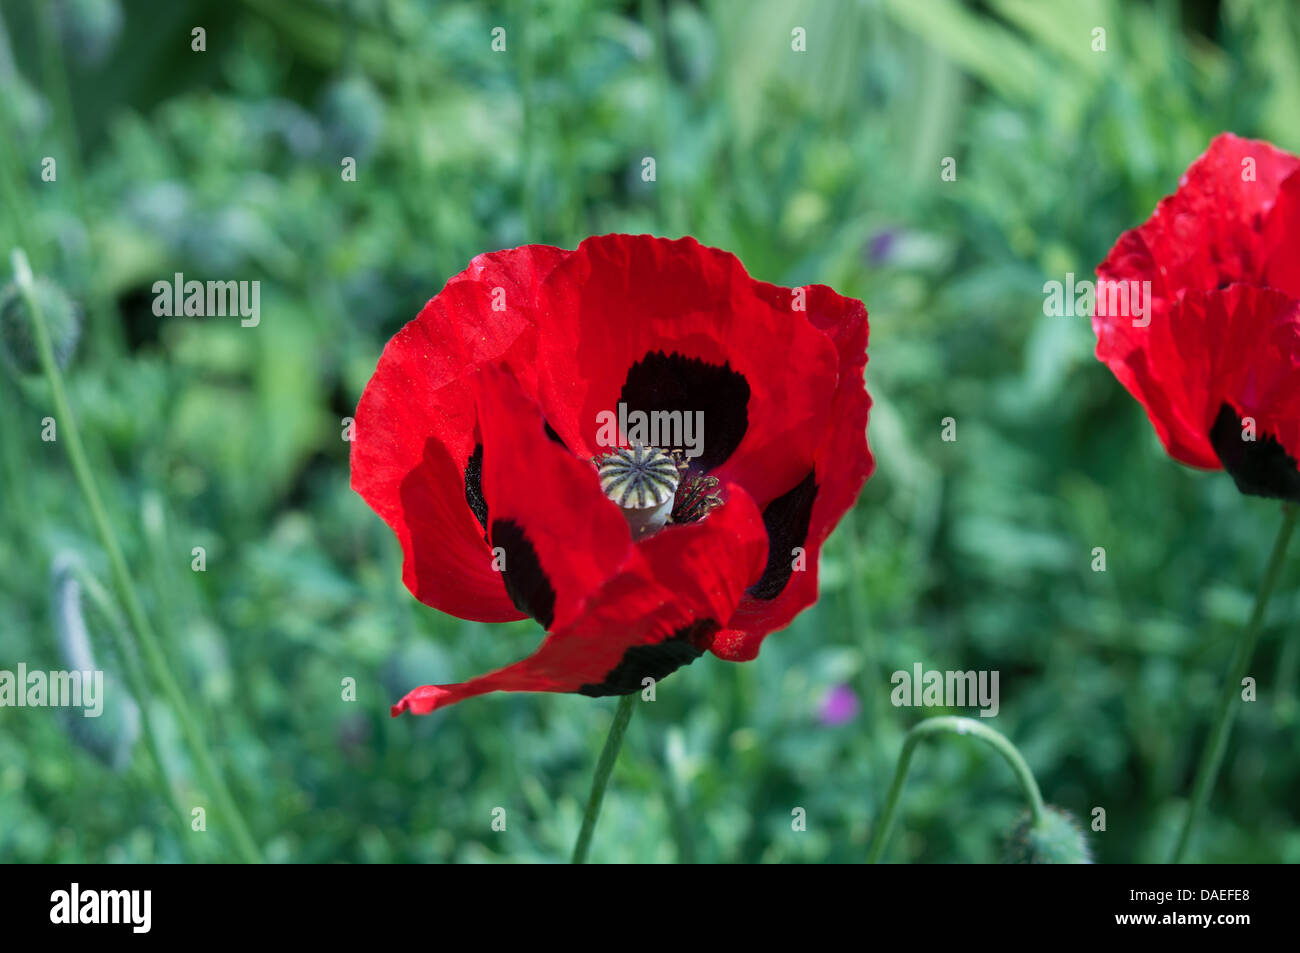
[
  {"left": 597, "top": 444, "right": 683, "bottom": 537},
  {"left": 0, "top": 277, "right": 81, "bottom": 376},
  {"left": 1003, "top": 806, "right": 1092, "bottom": 864}
]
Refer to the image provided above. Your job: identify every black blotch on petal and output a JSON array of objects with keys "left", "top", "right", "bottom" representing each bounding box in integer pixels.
[
  {"left": 490, "top": 518, "right": 556, "bottom": 629},
  {"left": 543, "top": 420, "right": 568, "bottom": 449},
  {"left": 464, "top": 444, "right": 488, "bottom": 530},
  {"left": 618, "top": 350, "right": 749, "bottom": 472},
  {"left": 578, "top": 619, "right": 718, "bottom": 696},
  {"left": 1210, "top": 402, "right": 1300, "bottom": 502},
  {"left": 749, "top": 470, "right": 818, "bottom": 600}
]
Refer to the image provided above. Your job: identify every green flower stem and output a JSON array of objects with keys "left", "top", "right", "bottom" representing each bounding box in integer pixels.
[
  {"left": 571, "top": 693, "right": 637, "bottom": 864},
  {"left": 12, "top": 249, "right": 263, "bottom": 864},
  {"left": 867, "top": 716, "right": 1044, "bottom": 863},
  {"left": 1171, "top": 504, "right": 1298, "bottom": 863}
]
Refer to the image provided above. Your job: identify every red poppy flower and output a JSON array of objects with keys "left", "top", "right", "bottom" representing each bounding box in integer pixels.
[
  {"left": 1094, "top": 132, "right": 1300, "bottom": 499},
  {"left": 351, "top": 234, "right": 873, "bottom": 714}
]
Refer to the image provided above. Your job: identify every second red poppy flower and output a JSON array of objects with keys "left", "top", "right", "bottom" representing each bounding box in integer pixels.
[{"left": 1093, "top": 132, "right": 1300, "bottom": 499}]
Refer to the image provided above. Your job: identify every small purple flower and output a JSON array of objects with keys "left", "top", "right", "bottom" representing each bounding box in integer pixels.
[
  {"left": 866, "top": 229, "right": 898, "bottom": 265},
  {"left": 818, "top": 683, "right": 860, "bottom": 725}
]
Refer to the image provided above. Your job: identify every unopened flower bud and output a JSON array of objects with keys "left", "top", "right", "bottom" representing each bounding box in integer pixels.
[
  {"left": 0, "top": 278, "right": 81, "bottom": 375},
  {"left": 1003, "top": 805, "right": 1092, "bottom": 864},
  {"left": 50, "top": 554, "right": 140, "bottom": 771}
]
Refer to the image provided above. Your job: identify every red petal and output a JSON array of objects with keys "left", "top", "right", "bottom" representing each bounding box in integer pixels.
[
  {"left": 1094, "top": 134, "right": 1300, "bottom": 469},
  {"left": 1165, "top": 285, "right": 1300, "bottom": 454},
  {"left": 712, "top": 285, "right": 874, "bottom": 659},
  {"left": 392, "top": 481, "right": 767, "bottom": 714},
  {"left": 1263, "top": 168, "right": 1300, "bottom": 299},
  {"left": 1106, "top": 284, "right": 1300, "bottom": 486},
  {"left": 1097, "top": 132, "right": 1298, "bottom": 313},
  {"left": 709, "top": 627, "right": 762, "bottom": 662},
  {"left": 472, "top": 364, "right": 635, "bottom": 632},
  {"left": 526, "top": 235, "right": 873, "bottom": 657},
  {"left": 350, "top": 245, "right": 568, "bottom": 621},
  {"left": 533, "top": 234, "right": 842, "bottom": 503}
]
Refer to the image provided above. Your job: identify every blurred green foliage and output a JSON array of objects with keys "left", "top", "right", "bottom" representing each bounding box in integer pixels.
[{"left": 2, "top": 0, "right": 1300, "bottom": 863}]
